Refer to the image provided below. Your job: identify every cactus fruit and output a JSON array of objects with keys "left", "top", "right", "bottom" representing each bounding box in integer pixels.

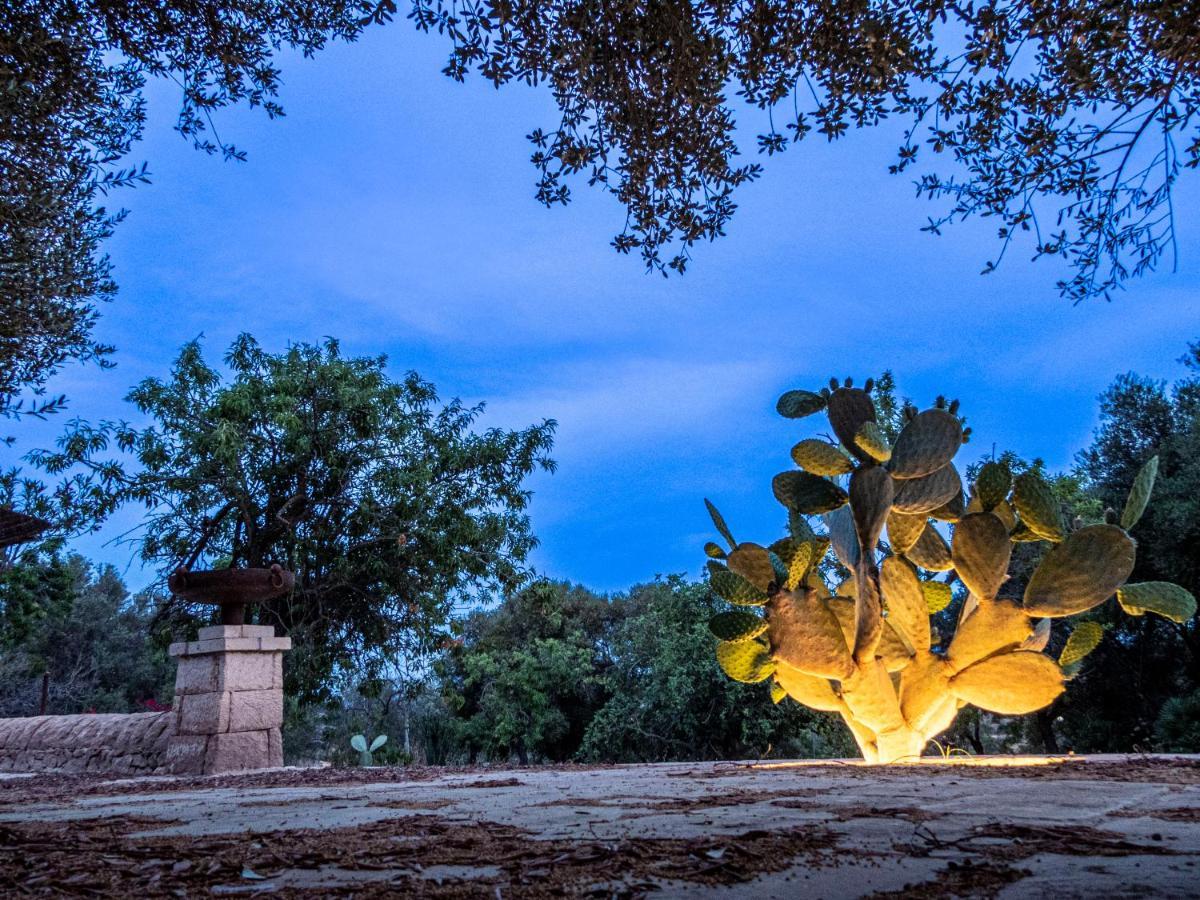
[{"left": 701, "top": 381, "right": 1197, "bottom": 763}]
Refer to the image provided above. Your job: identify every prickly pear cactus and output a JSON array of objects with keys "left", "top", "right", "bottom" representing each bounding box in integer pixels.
[{"left": 704, "top": 378, "right": 1197, "bottom": 764}]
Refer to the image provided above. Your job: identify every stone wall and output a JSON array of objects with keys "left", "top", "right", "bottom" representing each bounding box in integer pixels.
[
  {"left": 0, "top": 624, "right": 290, "bottom": 778},
  {"left": 0, "top": 711, "right": 173, "bottom": 775}
]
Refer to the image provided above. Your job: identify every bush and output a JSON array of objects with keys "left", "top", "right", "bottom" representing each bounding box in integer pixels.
[{"left": 1155, "top": 690, "right": 1200, "bottom": 752}]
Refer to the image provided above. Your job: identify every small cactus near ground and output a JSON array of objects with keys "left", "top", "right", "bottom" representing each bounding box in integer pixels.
[
  {"left": 351, "top": 733, "right": 388, "bottom": 766},
  {"left": 703, "top": 381, "right": 1196, "bottom": 764}
]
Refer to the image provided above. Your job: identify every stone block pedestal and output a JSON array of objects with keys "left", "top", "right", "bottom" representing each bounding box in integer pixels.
[{"left": 164, "top": 625, "right": 290, "bottom": 774}]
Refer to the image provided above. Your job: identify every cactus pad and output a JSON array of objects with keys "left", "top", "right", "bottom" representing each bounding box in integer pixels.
[
  {"left": 854, "top": 421, "right": 892, "bottom": 463},
  {"left": 772, "top": 470, "right": 848, "bottom": 515},
  {"left": 880, "top": 556, "right": 931, "bottom": 651},
  {"left": 951, "top": 512, "right": 1013, "bottom": 600},
  {"left": 849, "top": 465, "right": 894, "bottom": 555},
  {"left": 922, "top": 580, "right": 953, "bottom": 614},
  {"left": 770, "top": 589, "right": 855, "bottom": 680},
  {"left": 975, "top": 461, "right": 1012, "bottom": 511},
  {"left": 727, "top": 543, "right": 776, "bottom": 592},
  {"left": 703, "top": 542, "right": 726, "bottom": 559},
  {"left": 709, "top": 610, "right": 769, "bottom": 643},
  {"left": 709, "top": 567, "right": 768, "bottom": 606},
  {"left": 705, "top": 498, "right": 737, "bottom": 550},
  {"left": 889, "top": 409, "right": 963, "bottom": 479},
  {"left": 1116, "top": 581, "right": 1198, "bottom": 623},
  {"left": 1012, "top": 471, "right": 1065, "bottom": 542},
  {"left": 715, "top": 639, "right": 775, "bottom": 683},
  {"left": 906, "top": 523, "right": 953, "bottom": 571},
  {"left": 791, "top": 439, "right": 854, "bottom": 476},
  {"left": 886, "top": 511, "right": 927, "bottom": 554},
  {"left": 892, "top": 463, "right": 962, "bottom": 514},
  {"left": 777, "top": 389, "right": 827, "bottom": 419},
  {"left": 949, "top": 651, "right": 1065, "bottom": 714},
  {"left": 1121, "top": 455, "right": 1159, "bottom": 531},
  {"left": 826, "top": 387, "right": 877, "bottom": 461},
  {"left": 1023, "top": 525, "right": 1136, "bottom": 617},
  {"left": 1059, "top": 621, "right": 1104, "bottom": 669}
]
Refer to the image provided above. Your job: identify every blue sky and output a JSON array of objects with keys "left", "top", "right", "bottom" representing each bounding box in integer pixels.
[{"left": 6, "top": 25, "right": 1200, "bottom": 593}]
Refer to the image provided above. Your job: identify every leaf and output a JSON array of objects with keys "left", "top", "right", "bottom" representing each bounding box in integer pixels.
[
  {"left": 1023, "top": 525, "right": 1136, "bottom": 617},
  {"left": 369, "top": 734, "right": 388, "bottom": 752},
  {"left": 777, "top": 389, "right": 827, "bottom": 419},
  {"left": 703, "top": 541, "right": 727, "bottom": 559},
  {"left": 791, "top": 439, "right": 853, "bottom": 476},
  {"left": 715, "top": 639, "right": 774, "bottom": 683},
  {"left": 892, "top": 463, "right": 962, "bottom": 515},
  {"left": 772, "top": 470, "right": 848, "bottom": 515},
  {"left": 704, "top": 498, "right": 737, "bottom": 550},
  {"left": 889, "top": 409, "right": 962, "bottom": 479},
  {"left": 770, "top": 680, "right": 787, "bottom": 704},
  {"left": 1059, "top": 621, "right": 1104, "bottom": 669},
  {"left": 975, "top": 461, "right": 1012, "bottom": 512},
  {"left": 854, "top": 421, "right": 892, "bottom": 463},
  {"left": 1117, "top": 582, "right": 1198, "bottom": 624},
  {"left": 949, "top": 651, "right": 1065, "bottom": 715},
  {"left": 350, "top": 734, "right": 367, "bottom": 753},
  {"left": 727, "top": 542, "right": 775, "bottom": 592},
  {"left": 1121, "top": 455, "right": 1159, "bottom": 530},
  {"left": 951, "top": 512, "right": 1012, "bottom": 600},
  {"left": 1012, "top": 471, "right": 1064, "bottom": 542},
  {"left": 709, "top": 610, "right": 768, "bottom": 642},
  {"left": 709, "top": 567, "right": 768, "bottom": 606},
  {"left": 922, "top": 581, "right": 953, "bottom": 614}
]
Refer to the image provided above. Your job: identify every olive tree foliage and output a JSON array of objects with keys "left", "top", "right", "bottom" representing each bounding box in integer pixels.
[
  {"left": 0, "top": 0, "right": 392, "bottom": 421},
  {"left": 411, "top": 0, "right": 1200, "bottom": 299},
  {"left": 28, "top": 335, "right": 556, "bottom": 701}
]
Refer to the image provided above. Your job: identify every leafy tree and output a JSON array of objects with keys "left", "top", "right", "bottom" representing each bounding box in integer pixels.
[
  {"left": 30, "top": 334, "right": 556, "bottom": 702},
  {"left": 412, "top": 0, "right": 1200, "bottom": 299},
  {"left": 1, "top": 0, "right": 391, "bottom": 419},
  {"left": 0, "top": 553, "right": 174, "bottom": 716},
  {"left": 579, "top": 576, "right": 850, "bottom": 762},
  {"left": 438, "top": 580, "right": 618, "bottom": 763}
]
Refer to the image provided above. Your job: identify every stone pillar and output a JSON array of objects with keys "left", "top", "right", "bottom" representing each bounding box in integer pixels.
[{"left": 164, "top": 625, "right": 291, "bottom": 775}]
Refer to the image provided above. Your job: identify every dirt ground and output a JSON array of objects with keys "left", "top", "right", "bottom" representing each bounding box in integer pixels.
[{"left": 1, "top": 754, "right": 1198, "bottom": 897}]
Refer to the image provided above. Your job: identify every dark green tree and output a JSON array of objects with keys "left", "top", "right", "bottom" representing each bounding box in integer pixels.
[
  {"left": 412, "top": 0, "right": 1200, "bottom": 299},
  {"left": 438, "top": 579, "right": 618, "bottom": 763},
  {"left": 29, "top": 334, "right": 556, "bottom": 702},
  {"left": 579, "top": 576, "right": 850, "bottom": 762},
  {"left": 1, "top": 0, "right": 392, "bottom": 420},
  {"left": 0, "top": 553, "right": 175, "bottom": 716}
]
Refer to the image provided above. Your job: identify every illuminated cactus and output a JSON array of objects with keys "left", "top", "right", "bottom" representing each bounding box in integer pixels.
[{"left": 704, "top": 379, "right": 1196, "bottom": 764}]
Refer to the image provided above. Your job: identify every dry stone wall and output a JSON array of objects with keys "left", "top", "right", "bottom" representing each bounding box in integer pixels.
[
  {"left": 0, "top": 624, "right": 290, "bottom": 777},
  {"left": 0, "top": 712, "right": 173, "bottom": 775}
]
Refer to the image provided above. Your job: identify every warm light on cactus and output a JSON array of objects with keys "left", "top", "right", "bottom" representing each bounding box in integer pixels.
[{"left": 704, "top": 379, "right": 1197, "bottom": 764}]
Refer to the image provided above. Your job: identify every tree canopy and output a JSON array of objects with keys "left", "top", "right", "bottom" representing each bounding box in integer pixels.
[
  {"left": 0, "top": 0, "right": 391, "bottom": 420},
  {"left": 412, "top": 0, "right": 1200, "bottom": 299},
  {"left": 28, "top": 334, "right": 556, "bottom": 701}
]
